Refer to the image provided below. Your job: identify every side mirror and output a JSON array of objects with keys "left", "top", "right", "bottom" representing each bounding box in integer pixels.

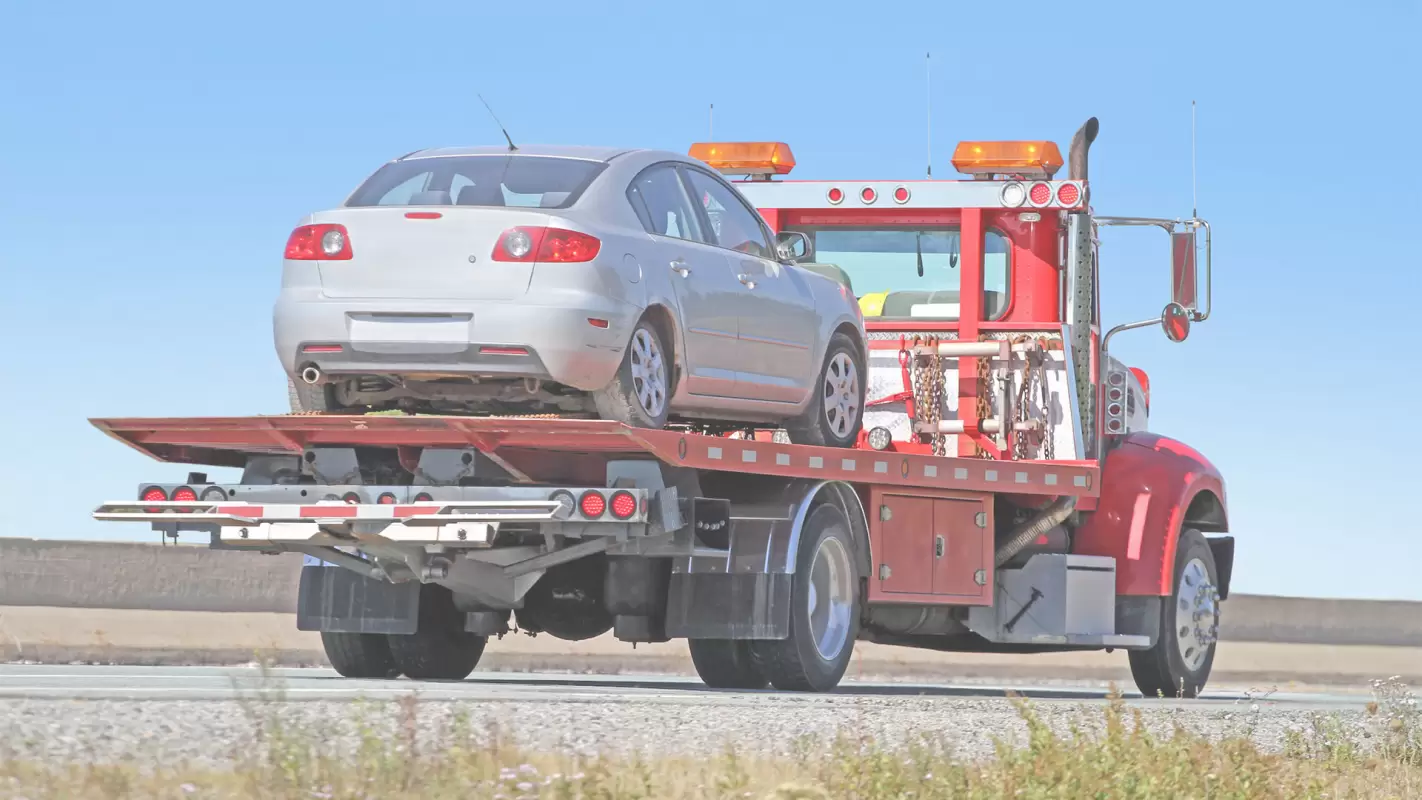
[
  {"left": 1162, "top": 301, "right": 1191, "bottom": 343},
  {"left": 1171, "top": 230, "right": 1198, "bottom": 312},
  {"left": 776, "top": 231, "right": 812, "bottom": 262}
]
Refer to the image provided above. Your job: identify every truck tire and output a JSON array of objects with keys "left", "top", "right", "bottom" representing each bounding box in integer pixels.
[
  {"left": 385, "top": 585, "right": 486, "bottom": 681},
  {"left": 593, "top": 319, "right": 671, "bottom": 429},
  {"left": 785, "top": 333, "right": 865, "bottom": 448},
  {"left": 288, "top": 378, "right": 337, "bottom": 414},
  {"left": 320, "top": 632, "right": 401, "bottom": 679},
  {"left": 753, "top": 504, "right": 860, "bottom": 691},
  {"left": 688, "top": 639, "right": 768, "bottom": 689},
  {"left": 1129, "top": 528, "right": 1220, "bottom": 698}
]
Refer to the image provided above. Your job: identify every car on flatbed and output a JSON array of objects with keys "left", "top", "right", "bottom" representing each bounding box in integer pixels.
[{"left": 277, "top": 144, "right": 868, "bottom": 448}]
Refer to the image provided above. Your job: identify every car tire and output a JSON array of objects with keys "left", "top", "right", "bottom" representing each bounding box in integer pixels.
[
  {"left": 688, "top": 639, "right": 769, "bottom": 690},
  {"left": 1128, "top": 528, "right": 1220, "bottom": 698},
  {"left": 320, "top": 631, "right": 401, "bottom": 679},
  {"left": 385, "top": 584, "right": 486, "bottom": 681},
  {"left": 287, "top": 378, "right": 339, "bottom": 414},
  {"left": 592, "top": 319, "right": 671, "bottom": 429},
  {"left": 785, "top": 333, "right": 865, "bottom": 448},
  {"left": 753, "top": 504, "right": 860, "bottom": 692}
]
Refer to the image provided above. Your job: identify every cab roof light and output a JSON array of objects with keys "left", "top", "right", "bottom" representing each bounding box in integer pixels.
[
  {"left": 951, "top": 141, "right": 1064, "bottom": 179},
  {"left": 688, "top": 142, "right": 795, "bottom": 177}
]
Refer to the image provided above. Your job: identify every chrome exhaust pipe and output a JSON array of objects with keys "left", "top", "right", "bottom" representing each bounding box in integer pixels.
[
  {"left": 1068, "top": 117, "right": 1099, "bottom": 182},
  {"left": 300, "top": 366, "right": 322, "bottom": 385}
]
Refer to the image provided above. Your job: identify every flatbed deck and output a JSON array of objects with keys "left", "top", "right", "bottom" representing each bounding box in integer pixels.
[{"left": 91, "top": 415, "right": 1098, "bottom": 497}]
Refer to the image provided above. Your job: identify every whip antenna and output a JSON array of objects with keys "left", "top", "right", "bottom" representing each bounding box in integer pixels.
[{"left": 478, "top": 93, "right": 517, "bottom": 152}]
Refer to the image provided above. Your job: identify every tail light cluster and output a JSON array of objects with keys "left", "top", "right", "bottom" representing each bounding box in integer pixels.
[
  {"left": 568, "top": 489, "right": 639, "bottom": 520},
  {"left": 139, "top": 485, "right": 221, "bottom": 513},
  {"left": 1104, "top": 370, "right": 1128, "bottom": 435},
  {"left": 285, "top": 224, "right": 353, "bottom": 260},
  {"left": 493, "top": 227, "right": 601, "bottom": 263},
  {"left": 998, "top": 180, "right": 1086, "bottom": 210}
]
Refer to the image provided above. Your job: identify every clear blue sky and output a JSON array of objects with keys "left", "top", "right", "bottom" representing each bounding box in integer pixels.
[{"left": 1, "top": 0, "right": 1418, "bottom": 600}]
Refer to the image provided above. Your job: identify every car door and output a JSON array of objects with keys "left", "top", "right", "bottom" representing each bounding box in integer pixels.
[
  {"left": 626, "top": 163, "right": 744, "bottom": 399},
  {"left": 682, "top": 167, "right": 819, "bottom": 403}
]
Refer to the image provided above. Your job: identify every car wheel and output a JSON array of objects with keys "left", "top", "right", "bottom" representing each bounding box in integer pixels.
[
  {"left": 287, "top": 378, "right": 340, "bottom": 414},
  {"left": 593, "top": 319, "right": 671, "bottom": 429},
  {"left": 785, "top": 333, "right": 865, "bottom": 448},
  {"left": 753, "top": 504, "right": 860, "bottom": 691},
  {"left": 1128, "top": 528, "right": 1220, "bottom": 698}
]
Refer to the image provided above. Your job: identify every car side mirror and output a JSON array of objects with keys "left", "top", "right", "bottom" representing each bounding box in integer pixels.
[
  {"left": 1162, "top": 301, "right": 1191, "bottom": 343},
  {"left": 776, "top": 231, "right": 812, "bottom": 262}
]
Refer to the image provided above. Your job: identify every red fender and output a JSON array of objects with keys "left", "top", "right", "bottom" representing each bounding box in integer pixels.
[{"left": 1073, "top": 432, "right": 1229, "bottom": 596}]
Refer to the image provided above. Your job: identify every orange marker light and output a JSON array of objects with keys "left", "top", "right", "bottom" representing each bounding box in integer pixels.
[
  {"left": 951, "top": 141, "right": 1064, "bottom": 179},
  {"left": 688, "top": 142, "right": 796, "bottom": 176}
]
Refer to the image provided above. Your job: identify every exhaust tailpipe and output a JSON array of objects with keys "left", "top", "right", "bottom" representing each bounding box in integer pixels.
[
  {"left": 1068, "top": 117, "right": 1099, "bottom": 182},
  {"left": 300, "top": 366, "right": 322, "bottom": 385}
]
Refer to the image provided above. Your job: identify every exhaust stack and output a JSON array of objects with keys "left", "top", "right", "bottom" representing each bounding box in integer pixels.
[{"left": 1068, "top": 117, "right": 1099, "bottom": 182}]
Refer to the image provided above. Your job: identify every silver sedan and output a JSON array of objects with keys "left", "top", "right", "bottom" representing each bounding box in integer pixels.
[{"left": 275, "top": 145, "right": 867, "bottom": 447}]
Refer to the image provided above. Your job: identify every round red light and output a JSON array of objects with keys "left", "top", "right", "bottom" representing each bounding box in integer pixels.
[
  {"left": 1107, "top": 387, "right": 1123, "bottom": 402},
  {"left": 342, "top": 492, "right": 361, "bottom": 504},
  {"left": 171, "top": 487, "right": 198, "bottom": 502},
  {"left": 414, "top": 492, "right": 433, "bottom": 503},
  {"left": 860, "top": 187, "right": 877, "bottom": 204},
  {"left": 1056, "top": 183, "right": 1080, "bottom": 206},
  {"left": 1029, "top": 183, "right": 1052, "bottom": 205},
  {"left": 893, "top": 186, "right": 910, "bottom": 204},
  {"left": 378, "top": 493, "right": 397, "bottom": 505},
  {"left": 141, "top": 486, "right": 167, "bottom": 513},
  {"left": 580, "top": 491, "right": 606, "bottom": 518},
  {"left": 609, "top": 491, "right": 637, "bottom": 520},
  {"left": 826, "top": 187, "right": 844, "bottom": 204},
  {"left": 1108, "top": 403, "right": 1123, "bottom": 417}
]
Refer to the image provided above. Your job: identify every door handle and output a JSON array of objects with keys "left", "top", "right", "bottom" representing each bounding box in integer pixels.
[
  {"left": 670, "top": 259, "right": 691, "bottom": 277},
  {"left": 737, "top": 273, "right": 757, "bottom": 289},
  {"left": 934, "top": 535, "right": 945, "bottom": 558}
]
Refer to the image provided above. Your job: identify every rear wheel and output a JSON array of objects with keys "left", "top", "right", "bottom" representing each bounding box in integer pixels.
[
  {"left": 386, "top": 584, "right": 486, "bottom": 681},
  {"left": 785, "top": 333, "right": 865, "bottom": 448},
  {"left": 288, "top": 378, "right": 339, "bottom": 414},
  {"left": 320, "top": 631, "right": 400, "bottom": 679},
  {"left": 1129, "top": 528, "right": 1220, "bottom": 698},
  {"left": 754, "top": 504, "right": 860, "bottom": 691},
  {"left": 688, "top": 639, "right": 768, "bottom": 689},
  {"left": 593, "top": 319, "right": 670, "bottom": 429}
]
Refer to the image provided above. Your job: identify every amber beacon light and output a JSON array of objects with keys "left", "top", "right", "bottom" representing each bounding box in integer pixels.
[
  {"left": 689, "top": 142, "right": 796, "bottom": 177},
  {"left": 951, "top": 141, "right": 1064, "bottom": 179}
]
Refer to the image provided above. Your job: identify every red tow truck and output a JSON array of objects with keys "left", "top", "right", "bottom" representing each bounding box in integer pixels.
[{"left": 93, "top": 117, "right": 1231, "bottom": 696}]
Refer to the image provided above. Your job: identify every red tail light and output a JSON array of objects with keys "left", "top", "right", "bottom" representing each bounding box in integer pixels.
[
  {"left": 609, "top": 490, "right": 637, "bottom": 520},
  {"left": 1056, "top": 182, "right": 1081, "bottom": 207},
  {"left": 285, "top": 224, "right": 352, "bottom": 261},
  {"left": 1028, "top": 183, "right": 1052, "bottom": 206},
  {"left": 579, "top": 490, "right": 606, "bottom": 518},
  {"left": 141, "top": 486, "right": 167, "bottom": 513},
  {"left": 492, "top": 227, "right": 601, "bottom": 263},
  {"left": 171, "top": 486, "right": 198, "bottom": 512}
]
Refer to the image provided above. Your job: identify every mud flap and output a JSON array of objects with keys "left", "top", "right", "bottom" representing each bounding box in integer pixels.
[
  {"left": 663, "top": 573, "right": 792, "bottom": 639},
  {"left": 296, "top": 561, "right": 420, "bottom": 635}
]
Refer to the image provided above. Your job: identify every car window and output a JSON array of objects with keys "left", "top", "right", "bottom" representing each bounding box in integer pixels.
[
  {"left": 627, "top": 164, "right": 705, "bottom": 243},
  {"left": 683, "top": 169, "right": 773, "bottom": 259},
  {"left": 346, "top": 155, "right": 604, "bottom": 209}
]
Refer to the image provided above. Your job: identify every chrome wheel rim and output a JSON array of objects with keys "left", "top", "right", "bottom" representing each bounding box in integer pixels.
[
  {"left": 1175, "top": 556, "right": 1218, "bottom": 672},
  {"left": 629, "top": 328, "right": 667, "bottom": 418},
  {"left": 807, "top": 535, "right": 854, "bottom": 661},
  {"left": 821, "top": 353, "right": 860, "bottom": 439}
]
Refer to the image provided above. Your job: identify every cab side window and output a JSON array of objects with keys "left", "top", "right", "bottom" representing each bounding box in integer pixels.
[
  {"left": 627, "top": 164, "right": 706, "bottom": 243},
  {"left": 682, "top": 168, "right": 773, "bottom": 259}
]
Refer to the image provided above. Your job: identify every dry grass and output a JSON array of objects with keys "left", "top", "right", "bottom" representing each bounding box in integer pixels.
[{"left": 1, "top": 673, "right": 1419, "bottom": 799}]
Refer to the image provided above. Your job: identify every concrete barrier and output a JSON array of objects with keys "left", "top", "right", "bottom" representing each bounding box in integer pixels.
[{"left": 2, "top": 538, "right": 1419, "bottom": 647}]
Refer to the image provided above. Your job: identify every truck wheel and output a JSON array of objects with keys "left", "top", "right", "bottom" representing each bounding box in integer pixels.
[
  {"left": 593, "top": 320, "right": 671, "bottom": 429},
  {"left": 1129, "top": 528, "right": 1220, "bottom": 698},
  {"left": 753, "top": 504, "right": 860, "bottom": 691},
  {"left": 386, "top": 585, "right": 486, "bottom": 681},
  {"left": 785, "top": 334, "right": 865, "bottom": 448},
  {"left": 687, "top": 639, "right": 768, "bottom": 689},
  {"left": 320, "top": 632, "right": 400, "bottom": 679}
]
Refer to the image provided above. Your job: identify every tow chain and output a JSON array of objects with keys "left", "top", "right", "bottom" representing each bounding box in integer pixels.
[
  {"left": 974, "top": 336, "right": 993, "bottom": 459},
  {"left": 1009, "top": 336, "right": 1056, "bottom": 461},
  {"left": 909, "top": 335, "right": 946, "bottom": 456}
]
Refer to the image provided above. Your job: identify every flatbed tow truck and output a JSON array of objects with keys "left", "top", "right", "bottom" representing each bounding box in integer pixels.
[{"left": 92, "top": 118, "right": 1232, "bottom": 696}]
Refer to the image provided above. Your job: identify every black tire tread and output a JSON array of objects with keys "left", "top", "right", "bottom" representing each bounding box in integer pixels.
[
  {"left": 321, "top": 631, "right": 400, "bottom": 679},
  {"left": 687, "top": 639, "right": 768, "bottom": 689},
  {"left": 288, "top": 378, "right": 337, "bottom": 414},
  {"left": 1128, "top": 528, "right": 1218, "bottom": 699},
  {"left": 385, "top": 585, "right": 486, "bottom": 681}
]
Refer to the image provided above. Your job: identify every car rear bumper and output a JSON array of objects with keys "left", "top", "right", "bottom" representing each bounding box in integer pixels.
[{"left": 274, "top": 290, "right": 640, "bottom": 391}]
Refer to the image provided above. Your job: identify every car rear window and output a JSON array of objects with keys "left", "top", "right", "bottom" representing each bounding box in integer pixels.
[{"left": 345, "top": 155, "right": 606, "bottom": 209}]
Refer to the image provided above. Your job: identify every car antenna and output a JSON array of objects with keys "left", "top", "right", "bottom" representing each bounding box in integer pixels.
[
  {"left": 925, "top": 52, "right": 932, "bottom": 179},
  {"left": 478, "top": 93, "right": 518, "bottom": 152},
  {"left": 1190, "top": 99, "right": 1198, "bottom": 218}
]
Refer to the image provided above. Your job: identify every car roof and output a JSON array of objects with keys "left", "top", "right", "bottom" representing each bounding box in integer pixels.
[{"left": 399, "top": 144, "right": 638, "bottom": 163}]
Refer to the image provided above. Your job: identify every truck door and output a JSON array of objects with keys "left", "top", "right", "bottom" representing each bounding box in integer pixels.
[{"left": 628, "top": 164, "right": 745, "bottom": 398}]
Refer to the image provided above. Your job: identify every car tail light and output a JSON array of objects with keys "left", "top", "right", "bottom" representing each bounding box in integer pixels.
[
  {"left": 1028, "top": 183, "right": 1052, "bottom": 206},
  {"left": 492, "top": 227, "right": 601, "bottom": 263},
  {"left": 579, "top": 490, "right": 606, "bottom": 518},
  {"left": 285, "top": 224, "right": 352, "bottom": 260},
  {"left": 609, "top": 490, "right": 637, "bottom": 520},
  {"left": 1056, "top": 182, "right": 1081, "bottom": 207}
]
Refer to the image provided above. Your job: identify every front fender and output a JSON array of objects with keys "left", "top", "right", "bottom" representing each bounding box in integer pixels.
[{"left": 1073, "top": 433, "right": 1229, "bottom": 596}]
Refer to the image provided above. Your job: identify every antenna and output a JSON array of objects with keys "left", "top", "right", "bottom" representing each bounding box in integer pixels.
[
  {"left": 478, "top": 93, "right": 517, "bottom": 152},
  {"left": 1191, "top": 99, "right": 1197, "bottom": 218},
  {"left": 709, "top": 103, "right": 714, "bottom": 140},
  {"left": 926, "top": 52, "right": 932, "bottom": 178}
]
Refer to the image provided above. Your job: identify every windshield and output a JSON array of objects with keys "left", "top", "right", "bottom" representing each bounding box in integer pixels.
[
  {"left": 345, "top": 155, "right": 606, "bottom": 209},
  {"left": 790, "top": 227, "right": 1010, "bottom": 320}
]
